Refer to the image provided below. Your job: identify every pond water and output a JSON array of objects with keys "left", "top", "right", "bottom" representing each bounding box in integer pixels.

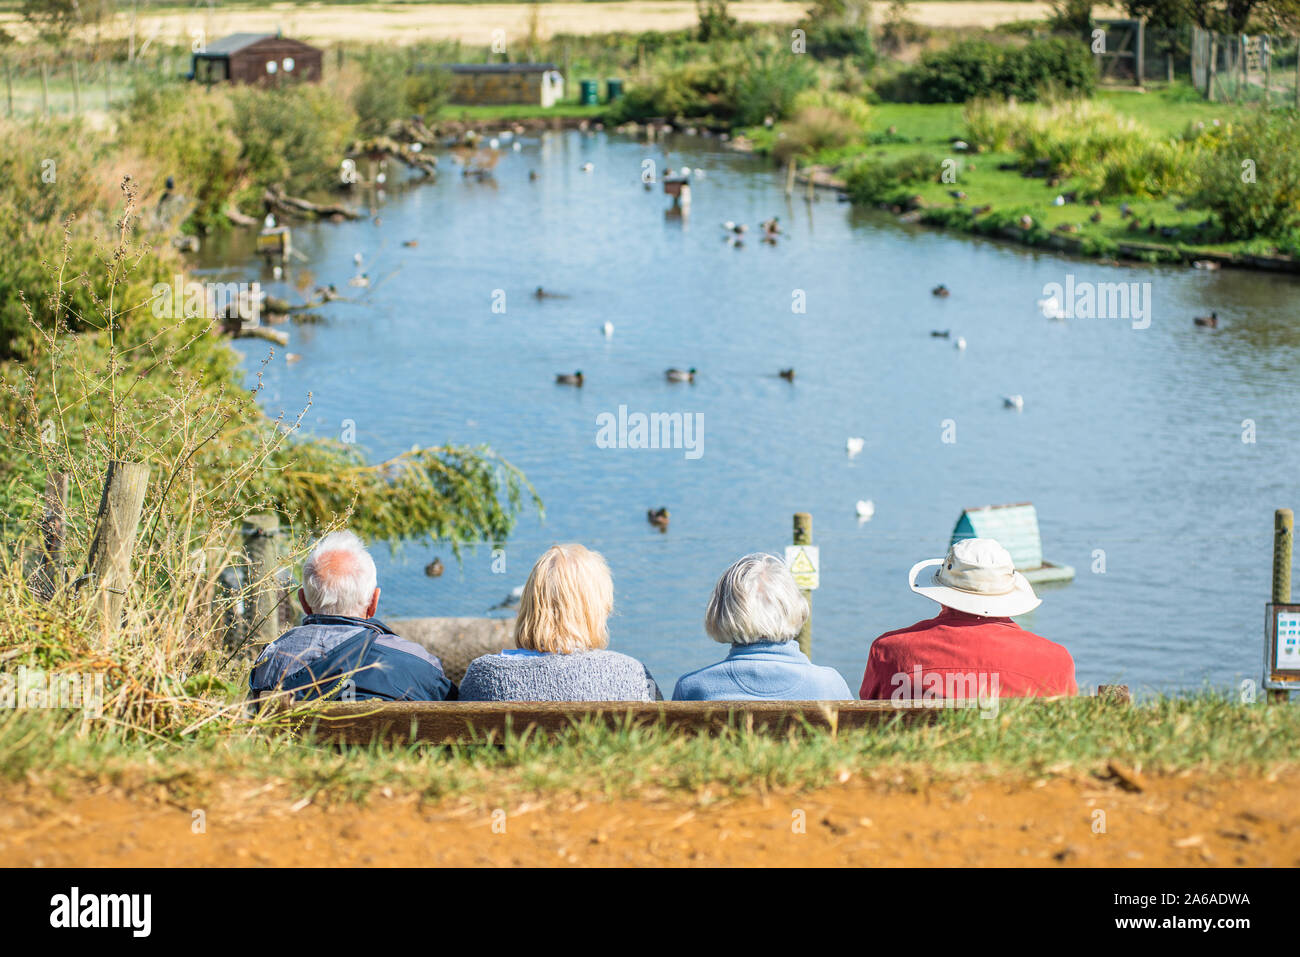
[{"left": 197, "top": 128, "right": 1300, "bottom": 698}]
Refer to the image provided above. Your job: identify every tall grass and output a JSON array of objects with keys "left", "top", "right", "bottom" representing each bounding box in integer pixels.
[
  {"left": 963, "top": 97, "right": 1193, "bottom": 199},
  {"left": 0, "top": 165, "right": 538, "bottom": 743}
]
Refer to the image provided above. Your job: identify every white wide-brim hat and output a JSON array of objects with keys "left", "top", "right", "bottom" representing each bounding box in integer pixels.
[{"left": 908, "top": 537, "right": 1041, "bottom": 618}]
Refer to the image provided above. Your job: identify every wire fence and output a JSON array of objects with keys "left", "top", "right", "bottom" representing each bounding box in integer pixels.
[
  {"left": 0, "top": 52, "right": 190, "bottom": 119},
  {"left": 1191, "top": 27, "right": 1300, "bottom": 104},
  {"left": 1092, "top": 20, "right": 1300, "bottom": 105}
]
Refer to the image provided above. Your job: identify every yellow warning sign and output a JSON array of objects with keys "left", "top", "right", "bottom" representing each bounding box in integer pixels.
[{"left": 784, "top": 545, "right": 820, "bottom": 590}]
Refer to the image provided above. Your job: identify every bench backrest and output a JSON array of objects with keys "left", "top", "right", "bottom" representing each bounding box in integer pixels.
[{"left": 277, "top": 688, "right": 1129, "bottom": 745}]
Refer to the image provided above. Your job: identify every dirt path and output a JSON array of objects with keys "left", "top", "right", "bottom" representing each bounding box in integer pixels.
[
  {"left": 0, "top": 3, "right": 1125, "bottom": 47},
  {"left": 3, "top": 769, "right": 1296, "bottom": 866}
]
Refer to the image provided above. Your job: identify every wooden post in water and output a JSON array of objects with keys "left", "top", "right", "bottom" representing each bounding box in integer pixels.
[
  {"left": 33, "top": 472, "right": 70, "bottom": 601},
  {"left": 793, "top": 512, "right": 813, "bottom": 656},
  {"left": 243, "top": 513, "right": 285, "bottom": 655},
  {"left": 784, "top": 160, "right": 795, "bottom": 197},
  {"left": 83, "top": 461, "right": 150, "bottom": 625},
  {"left": 1270, "top": 508, "right": 1292, "bottom": 703}
]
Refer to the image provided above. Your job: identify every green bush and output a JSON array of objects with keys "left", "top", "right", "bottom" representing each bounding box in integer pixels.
[
  {"left": 124, "top": 81, "right": 243, "bottom": 231},
  {"left": 616, "top": 55, "right": 815, "bottom": 126},
  {"left": 229, "top": 84, "right": 356, "bottom": 199},
  {"left": 695, "top": 0, "right": 739, "bottom": 42},
  {"left": 844, "top": 151, "right": 941, "bottom": 203},
  {"left": 352, "top": 51, "right": 409, "bottom": 136},
  {"left": 963, "top": 98, "right": 1190, "bottom": 200},
  {"left": 733, "top": 56, "right": 818, "bottom": 127},
  {"left": 1189, "top": 112, "right": 1300, "bottom": 240},
  {"left": 907, "top": 37, "right": 1095, "bottom": 103},
  {"left": 407, "top": 66, "right": 452, "bottom": 119},
  {"left": 800, "top": 22, "right": 876, "bottom": 66}
]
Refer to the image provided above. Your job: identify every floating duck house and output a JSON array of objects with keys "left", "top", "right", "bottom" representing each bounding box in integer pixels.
[{"left": 950, "top": 503, "right": 1075, "bottom": 585}]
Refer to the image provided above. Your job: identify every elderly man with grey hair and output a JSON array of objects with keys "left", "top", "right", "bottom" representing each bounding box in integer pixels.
[
  {"left": 672, "top": 553, "right": 852, "bottom": 701},
  {"left": 249, "top": 530, "right": 454, "bottom": 703}
]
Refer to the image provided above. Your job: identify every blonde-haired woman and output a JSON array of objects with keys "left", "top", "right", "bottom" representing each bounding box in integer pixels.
[{"left": 460, "top": 544, "right": 661, "bottom": 701}]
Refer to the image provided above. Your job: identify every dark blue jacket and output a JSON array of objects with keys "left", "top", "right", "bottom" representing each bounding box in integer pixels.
[{"left": 249, "top": 615, "right": 456, "bottom": 703}]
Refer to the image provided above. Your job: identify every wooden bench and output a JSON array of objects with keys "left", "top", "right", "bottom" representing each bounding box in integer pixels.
[{"left": 277, "top": 687, "right": 1130, "bottom": 745}]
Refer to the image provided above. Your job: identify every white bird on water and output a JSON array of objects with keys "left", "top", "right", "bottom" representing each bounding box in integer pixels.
[
  {"left": 1037, "top": 295, "right": 1065, "bottom": 319},
  {"left": 845, "top": 437, "right": 865, "bottom": 458},
  {"left": 353, "top": 252, "right": 364, "bottom": 267},
  {"left": 1003, "top": 394, "right": 1024, "bottom": 410},
  {"left": 492, "top": 584, "right": 526, "bottom": 610},
  {"left": 856, "top": 499, "right": 876, "bottom": 521},
  {"left": 954, "top": 336, "right": 967, "bottom": 350},
  {"left": 602, "top": 321, "right": 614, "bottom": 337},
  {"left": 580, "top": 162, "right": 594, "bottom": 173}
]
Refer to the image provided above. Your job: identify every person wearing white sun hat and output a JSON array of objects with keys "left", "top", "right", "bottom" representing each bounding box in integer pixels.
[{"left": 859, "top": 538, "right": 1076, "bottom": 700}]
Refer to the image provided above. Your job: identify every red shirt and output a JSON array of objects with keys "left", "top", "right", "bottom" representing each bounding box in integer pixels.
[{"left": 860, "top": 607, "right": 1077, "bottom": 700}]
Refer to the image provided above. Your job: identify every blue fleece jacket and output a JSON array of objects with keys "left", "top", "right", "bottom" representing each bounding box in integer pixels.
[{"left": 672, "top": 640, "right": 853, "bottom": 701}]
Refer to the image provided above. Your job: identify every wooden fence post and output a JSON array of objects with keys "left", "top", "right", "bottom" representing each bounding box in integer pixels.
[
  {"left": 1264, "top": 36, "right": 1272, "bottom": 105},
  {"left": 1270, "top": 508, "right": 1292, "bottom": 703},
  {"left": 33, "top": 472, "right": 70, "bottom": 601},
  {"left": 83, "top": 461, "right": 150, "bottom": 624},
  {"left": 243, "top": 513, "right": 286, "bottom": 655},
  {"left": 1208, "top": 35, "right": 1217, "bottom": 100},
  {"left": 793, "top": 512, "right": 813, "bottom": 656}
]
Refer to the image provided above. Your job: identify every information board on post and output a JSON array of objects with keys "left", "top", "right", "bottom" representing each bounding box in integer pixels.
[
  {"left": 1264, "top": 603, "right": 1300, "bottom": 691},
  {"left": 785, "top": 544, "right": 820, "bottom": 591}
]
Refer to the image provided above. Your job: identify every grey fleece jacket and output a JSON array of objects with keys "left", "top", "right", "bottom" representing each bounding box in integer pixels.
[{"left": 459, "top": 650, "right": 661, "bottom": 702}]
